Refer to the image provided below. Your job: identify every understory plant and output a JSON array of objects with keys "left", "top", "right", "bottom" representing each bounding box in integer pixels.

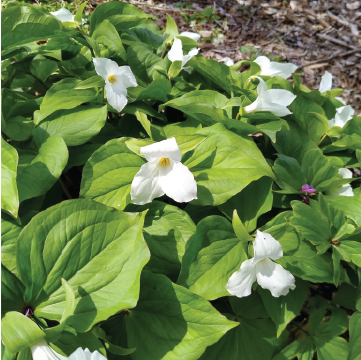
[{"left": 1, "top": 2, "right": 361, "bottom": 360}]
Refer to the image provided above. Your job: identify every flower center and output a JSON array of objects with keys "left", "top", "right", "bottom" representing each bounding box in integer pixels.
[
  {"left": 108, "top": 75, "right": 117, "bottom": 83},
  {"left": 159, "top": 157, "right": 170, "bottom": 166}
]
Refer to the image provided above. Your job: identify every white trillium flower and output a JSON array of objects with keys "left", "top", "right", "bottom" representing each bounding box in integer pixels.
[
  {"left": 254, "top": 56, "right": 297, "bottom": 79},
  {"left": 226, "top": 231, "right": 296, "bottom": 298},
  {"left": 50, "top": 8, "right": 85, "bottom": 24},
  {"left": 319, "top": 71, "right": 347, "bottom": 104},
  {"left": 93, "top": 58, "right": 137, "bottom": 112},
  {"left": 31, "top": 339, "right": 107, "bottom": 360},
  {"left": 179, "top": 31, "right": 201, "bottom": 42},
  {"left": 218, "top": 57, "right": 234, "bottom": 66},
  {"left": 329, "top": 105, "right": 354, "bottom": 128},
  {"left": 244, "top": 76, "right": 296, "bottom": 117},
  {"left": 131, "top": 138, "right": 197, "bottom": 205},
  {"left": 325, "top": 168, "right": 354, "bottom": 197},
  {"left": 167, "top": 38, "right": 199, "bottom": 72}
]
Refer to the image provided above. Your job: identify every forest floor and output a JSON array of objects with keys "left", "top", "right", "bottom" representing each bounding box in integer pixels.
[{"left": 110, "top": 0, "right": 361, "bottom": 113}]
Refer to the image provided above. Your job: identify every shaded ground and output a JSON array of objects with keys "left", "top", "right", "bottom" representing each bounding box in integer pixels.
[{"left": 117, "top": 0, "right": 361, "bottom": 113}]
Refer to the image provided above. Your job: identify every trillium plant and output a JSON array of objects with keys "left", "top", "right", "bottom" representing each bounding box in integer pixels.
[{"left": 1, "top": 2, "right": 360, "bottom": 360}]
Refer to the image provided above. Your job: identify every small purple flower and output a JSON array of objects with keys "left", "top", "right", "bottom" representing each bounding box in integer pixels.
[
  {"left": 302, "top": 184, "right": 316, "bottom": 194},
  {"left": 25, "top": 308, "right": 33, "bottom": 317}
]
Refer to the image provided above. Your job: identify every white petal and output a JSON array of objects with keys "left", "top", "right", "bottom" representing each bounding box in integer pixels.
[
  {"left": 90, "top": 350, "right": 107, "bottom": 360},
  {"left": 256, "top": 258, "right": 296, "bottom": 297},
  {"left": 325, "top": 184, "right": 354, "bottom": 197},
  {"left": 338, "top": 168, "right": 353, "bottom": 179},
  {"left": 130, "top": 160, "right": 166, "bottom": 205},
  {"left": 140, "top": 137, "right": 181, "bottom": 162},
  {"left": 69, "top": 348, "right": 107, "bottom": 360},
  {"left": 268, "top": 89, "right": 297, "bottom": 107},
  {"left": 226, "top": 259, "right": 257, "bottom": 298},
  {"left": 319, "top": 71, "right": 333, "bottom": 92},
  {"left": 218, "top": 57, "right": 234, "bottom": 66},
  {"left": 114, "top": 66, "right": 138, "bottom": 88},
  {"left": 105, "top": 84, "right": 127, "bottom": 112},
  {"left": 168, "top": 38, "right": 184, "bottom": 62},
  {"left": 244, "top": 96, "right": 292, "bottom": 117},
  {"left": 255, "top": 56, "right": 297, "bottom": 79},
  {"left": 31, "top": 339, "right": 67, "bottom": 360},
  {"left": 254, "top": 76, "right": 270, "bottom": 97},
  {"left": 50, "top": 8, "right": 74, "bottom": 22},
  {"left": 179, "top": 31, "right": 201, "bottom": 42},
  {"left": 254, "top": 230, "right": 283, "bottom": 262},
  {"left": 93, "top": 58, "right": 119, "bottom": 80},
  {"left": 335, "top": 105, "right": 354, "bottom": 123},
  {"left": 181, "top": 47, "right": 199, "bottom": 68},
  {"left": 160, "top": 161, "right": 197, "bottom": 203}
]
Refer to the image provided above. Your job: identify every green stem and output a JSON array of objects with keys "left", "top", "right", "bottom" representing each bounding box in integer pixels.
[
  {"left": 235, "top": 112, "right": 241, "bottom": 121},
  {"left": 160, "top": 42, "right": 170, "bottom": 59},
  {"left": 317, "top": 134, "right": 327, "bottom": 146},
  {"left": 59, "top": 178, "right": 73, "bottom": 199}
]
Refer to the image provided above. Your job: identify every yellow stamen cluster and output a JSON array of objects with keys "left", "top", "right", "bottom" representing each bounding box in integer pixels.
[
  {"left": 159, "top": 157, "right": 170, "bottom": 166},
  {"left": 108, "top": 75, "right": 117, "bottom": 83}
]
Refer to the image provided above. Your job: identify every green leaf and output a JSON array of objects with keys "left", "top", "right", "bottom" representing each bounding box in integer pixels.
[
  {"left": 348, "top": 312, "right": 361, "bottom": 360},
  {"left": 102, "top": 271, "right": 237, "bottom": 360},
  {"left": 92, "top": 20, "right": 127, "bottom": 61},
  {"left": 74, "top": 1, "right": 88, "bottom": 25},
  {"left": 34, "top": 78, "right": 98, "bottom": 125},
  {"left": 324, "top": 195, "right": 361, "bottom": 226},
  {"left": 16, "top": 199, "right": 150, "bottom": 332},
  {"left": 80, "top": 138, "right": 145, "bottom": 210},
  {"left": 219, "top": 177, "right": 273, "bottom": 233},
  {"left": 129, "top": 79, "right": 171, "bottom": 102},
  {"left": 163, "top": 14, "right": 178, "bottom": 40},
  {"left": 232, "top": 210, "right": 253, "bottom": 241},
  {"left": 258, "top": 278, "right": 309, "bottom": 337},
  {"left": 160, "top": 90, "right": 230, "bottom": 127},
  {"left": 122, "top": 28, "right": 164, "bottom": 49},
  {"left": 30, "top": 55, "right": 58, "bottom": 83},
  {"left": 185, "top": 123, "right": 274, "bottom": 206},
  {"left": 332, "top": 117, "right": 361, "bottom": 149},
  {"left": 17, "top": 136, "right": 68, "bottom": 203},
  {"left": 178, "top": 215, "right": 248, "bottom": 300},
  {"left": 273, "top": 337, "right": 315, "bottom": 360},
  {"left": 127, "top": 201, "right": 196, "bottom": 280},
  {"left": 74, "top": 75, "right": 105, "bottom": 90},
  {"left": 4, "top": 116, "right": 34, "bottom": 142},
  {"left": 1, "top": 4, "right": 63, "bottom": 51},
  {"left": 168, "top": 60, "right": 182, "bottom": 78},
  {"left": 1, "top": 139, "right": 19, "bottom": 217},
  {"left": 290, "top": 201, "right": 331, "bottom": 245},
  {"left": 273, "top": 154, "right": 307, "bottom": 193},
  {"left": 314, "top": 337, "right": 348, "bottom": 360},
  {"left": 33, "top": 105, "right": 107, "bottom": 147},
  {"left": 1, "top": 311, "right": 45, "bottom": 354},
  {"left": 89, "top": 1, "right": 152, "bottom": 35}
]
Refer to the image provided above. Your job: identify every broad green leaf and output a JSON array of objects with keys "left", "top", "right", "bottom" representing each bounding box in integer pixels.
[
  {"left": 335, "top": 241, "right": 361, "bottom": 267},
  {"left": 177, "top": 216, "right": 248, "bottom": 300},
  {"left": 312, "top": 307, "right": 348, "bottom": 338},
  {"left": 127, "top": 201, "right": 196, "bottom": 280},
  {"left": 348, "top": 312, "right": 361, "bottom": 360},
  {"left": 34, "top": 78, "right": 98, "bottom": 124},
  {"left": 64, "top": 143, "right": 102, "bottom": 172},
  {"left": 1, "top": 213, "right": 22, "bottom": 274},
  {"left": 250, "top": 117, "right": 289, "bottom": 143},
  {"left": 80, "top": 138, "right": 145, "bottom": 210},
  {"left": 92, "top": 20, "right": 126, "bottom": 61},
  {"left": 185, "top": 124, "right": 274, "bottom": 206},
  {"left": 74, "top": 1, "right": 88, "bottom": 25},
  {"left": 4, "top": 116, "right": 34, "bottom": 142},
  {"left": 332, "top": 117, "right": 361, "bottom": 149},
  {"left": 102, "top": 271, "right": 237, "bottom": 360},
  {"left": 1, "top": 265, "right": 26, "bottom": 316},
  {"left": 129, "top": 79, "right": 171, "bottom": 102},
  {"left": 33, "top": 105, "right": 107, "bottom": 147},
  {"left": 1, "top": 4, "right": 63, "bottom": 51},
  {"left": 258, "top": 278, "right": 309, "bottom": 337},
  {"left": 168, "top": 60, "right": 182, "bottom": 78},
  {"left": 219, "top": 177, "right": 273, "bottom": 233},
  {"left": 89, "top": 1, "right": 152, "bottom": 35},
  {"left": 290, "top": 201, "right": 331, "bottom": 245},
  {"left": 324, "top": 195, "right": 361, "bottom": 226},
  {"left": 1, "top": 311, "right": 45, "bottom": 354},
  {"left": 74, "top": 75, "right": 105, "bottom": 90},
  {"left": 160, "top": 90, "right": 230, "bottom": 126},
  {"left": 314, "top": 337, "right": 348, "bottom": 360},
  {"left": 16, "top": 199, "right": 150, "bottom": 332},
  {"left": 30, "top": 55, "right": 58, "bottom": 83},
  {"left": 232, "top": 210, "right": 253, "bottom": 241},
  {"left": 273, "top": 337, "right": 315, "bottom": 360},
  {"left": 17, "top": 136, "right": 68, "bottom": 203},
  {"left": 1, "top": 139, "right": 19, "bottom": 217},
  {"left": 122, "top": 27, "right": 164, "bottom": 49},
  {"left": 163, "top": 14, "right": 178, "bottom": 40},
  {"left": 273, "top": 154, "right": 307, "bottom": 193}
]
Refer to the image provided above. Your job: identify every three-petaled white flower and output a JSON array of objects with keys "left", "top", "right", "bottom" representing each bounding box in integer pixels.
[
  {"left": 93, "top": 58, "right": 137, "bottom": 112},
  {"left": 167, "top": 38, "right": 199, "bottom": 72},
  {"left": 219, "top": 57, "right": 234, "bottom": 66},
  {"left": 226, "top": 230, "right": 296, "bottom": 298},
  {"left": 50, "top": 8, "right": 85, "bottom": 24},
  {"left": 254, "top": 56, "right": 297, "bottom": 79},
  {"left": 31, "top": 339, "right": 106, "bottom": 360},
  {"left": 179, "top": 31, "right": 201, "bottom": 42},
  {"left": 131, "top": 138, "right": 197, "bottom": 205},
  {"left": 329, "top": 105, "right": 354, "bottom": 128},
  {"left": 325, "top": 168, "right": 354, "bottom": 197},
  {"left": 244, "top": 76, "right": 296, "bottom": 117}
]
